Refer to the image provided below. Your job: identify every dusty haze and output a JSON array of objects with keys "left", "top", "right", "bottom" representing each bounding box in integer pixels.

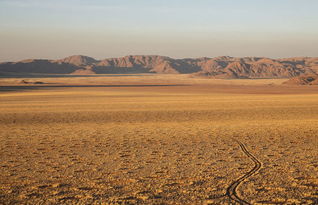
[{"left": 1, "top": 0, "right": 318, "bottom": 61}]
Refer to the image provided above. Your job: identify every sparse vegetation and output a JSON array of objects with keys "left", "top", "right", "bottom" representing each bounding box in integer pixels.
[{"left": 0, "top": 76, "right": 317, "bottom": 204}]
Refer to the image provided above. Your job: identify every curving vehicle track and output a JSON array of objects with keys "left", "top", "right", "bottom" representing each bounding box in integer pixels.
[{"left": 225, "top": 141, "right": 262, "bottom": 204}]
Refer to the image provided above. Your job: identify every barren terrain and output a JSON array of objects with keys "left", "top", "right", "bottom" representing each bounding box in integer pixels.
[
  {"left": 0, "top": 75, "right": 317, "bottom": 204},
  {"left": 1, "top": 55, "right": 318, "bottom": 78}
]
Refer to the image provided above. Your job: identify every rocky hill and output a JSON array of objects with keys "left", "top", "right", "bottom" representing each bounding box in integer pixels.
[
  {"left": 1, "top": 55, "right": 318, "bottom": 79},
  {"left": 283, "top": 74, "right": 318, "bottom": 85}
]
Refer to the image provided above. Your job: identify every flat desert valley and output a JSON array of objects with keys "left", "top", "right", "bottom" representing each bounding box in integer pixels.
[{"left": 0, "top": 74, "right": 317, "bottom": 204}]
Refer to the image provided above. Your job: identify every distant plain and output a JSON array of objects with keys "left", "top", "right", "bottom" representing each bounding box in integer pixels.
[{"left": 0, "top": 75, "right": 317, "bottom": 204}]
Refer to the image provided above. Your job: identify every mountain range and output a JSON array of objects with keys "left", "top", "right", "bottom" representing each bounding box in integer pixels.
[{"left": 1, "top": 55, "right": 318, "bottom": 79}]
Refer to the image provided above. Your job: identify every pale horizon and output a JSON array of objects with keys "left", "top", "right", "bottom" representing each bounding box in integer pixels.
[
  {"left": 2, "top": 54, "right": 318, "bottom": 64},
  {"left": 1, "top": 0, "right": 318, "bottom": 61}
]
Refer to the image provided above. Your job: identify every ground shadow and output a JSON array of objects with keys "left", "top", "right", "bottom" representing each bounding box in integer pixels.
[{"left": 0, "top": 84, "right": 186, "bottom": 92}]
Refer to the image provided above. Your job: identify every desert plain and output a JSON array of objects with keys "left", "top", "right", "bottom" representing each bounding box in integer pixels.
[{"left": 0, "top": 74, "right": 317, "bottom": 204}]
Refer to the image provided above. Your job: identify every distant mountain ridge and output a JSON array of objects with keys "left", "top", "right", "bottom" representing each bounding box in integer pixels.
[{"left": 1, "top": 55, "right": 318, "bottom": 79}]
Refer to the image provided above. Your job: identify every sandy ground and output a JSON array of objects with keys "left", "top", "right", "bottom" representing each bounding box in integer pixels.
[{"left": 0, "top": 75, "right": 317, "bottom": 204}]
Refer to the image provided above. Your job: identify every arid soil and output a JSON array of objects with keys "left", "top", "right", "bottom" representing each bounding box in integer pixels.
[{"left": 0, "top": 76, "right": 317, "bottom": 204}]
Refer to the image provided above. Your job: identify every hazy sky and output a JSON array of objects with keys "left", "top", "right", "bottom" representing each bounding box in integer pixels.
[{"left": 0, "top": 0, "right": 318, "bottom": 61}]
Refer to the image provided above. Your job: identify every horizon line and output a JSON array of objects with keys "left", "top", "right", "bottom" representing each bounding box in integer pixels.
[{"left": 2, "top": 54, "right": 317, "bottom": 63}]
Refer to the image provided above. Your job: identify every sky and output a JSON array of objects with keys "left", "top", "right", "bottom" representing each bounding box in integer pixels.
[{"left": 0, "top": 0, "right": 318, "bottom": 61}]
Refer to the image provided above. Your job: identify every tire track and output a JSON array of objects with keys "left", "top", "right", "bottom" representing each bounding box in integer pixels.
[{"left": 226, "top": 141, "right": 262, "bottom": 204}]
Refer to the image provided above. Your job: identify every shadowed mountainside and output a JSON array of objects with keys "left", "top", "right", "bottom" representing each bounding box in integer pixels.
[
  {"left": 1, "top": 55, "right": 318, "bottom": 79},
  {"left": 283, "top": 74, "right": 318, "bottom": 85}
]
